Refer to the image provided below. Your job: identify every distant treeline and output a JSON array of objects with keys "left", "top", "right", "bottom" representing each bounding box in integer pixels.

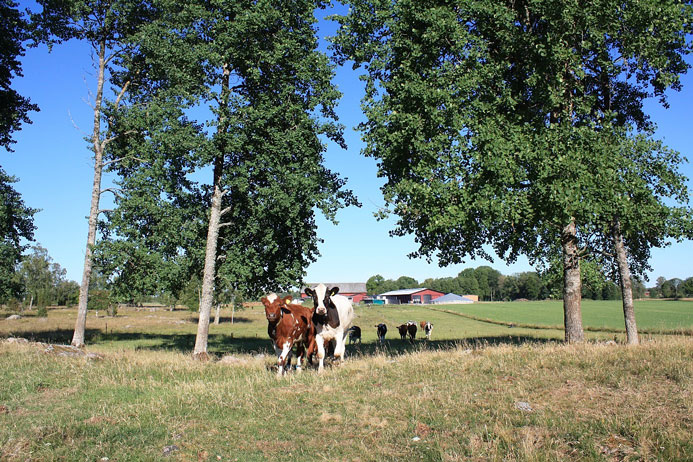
[{"left": 367, "top": 266, "right": 693, "bottom": 301}]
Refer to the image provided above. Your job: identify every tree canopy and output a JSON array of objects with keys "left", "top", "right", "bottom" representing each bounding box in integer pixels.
[
  {"left": 99, "top": 0, "right": 359, "bottom": 356},
  {"left": 332, "top": 0, "right": 693, "bottom": 342}
]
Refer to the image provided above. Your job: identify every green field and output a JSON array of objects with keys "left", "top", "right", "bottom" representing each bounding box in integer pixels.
[
  {"left": 431, "top": 299, "right": 693, "bottom": 334},
  {"left": 1, "top": 301, "right": 692, "bottom": 461}
]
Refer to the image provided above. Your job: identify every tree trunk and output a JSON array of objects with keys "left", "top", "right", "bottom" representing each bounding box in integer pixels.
[
  {"left": 214, "top": 304, "right": 220, "bottom": 325},
  {"left": 612, "top": 219, "right": 639, "bottom": 345},
  {"left": 192, "top": 64, "right": 230, "bottom": 360},
  {"left": 562, "top": 219, "right": 585, "bottom": 343},
  {"left": 192, "top": 157, "right": 224, "bottom": 360},
  {"left": 72, "top": 40, "right": 107, "bottom": 348}
]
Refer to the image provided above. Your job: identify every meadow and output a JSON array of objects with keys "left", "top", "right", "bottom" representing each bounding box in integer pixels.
[{"left": 1, "top": 300, "right": 692, "bottom": 461}]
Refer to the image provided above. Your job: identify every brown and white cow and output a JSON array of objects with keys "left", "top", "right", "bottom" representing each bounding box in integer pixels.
[
  {"left": 420, "top": 320, "right": 433, "bottom": 340},
  {"left": 272, "top": 296, "right": 316, "bottom": 376},
  {"left": 304, "top": 283, "right": 354, "bottom": 373}
]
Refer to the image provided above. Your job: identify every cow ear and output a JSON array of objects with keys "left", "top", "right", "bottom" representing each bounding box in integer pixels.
[
  {"left": 282, "top": 296, "right": 292, "bottom": 304},
  {"left": 329, "top": 286, "right": 339, "bottom": 296},
  {"left": 261, "top": 297, "right": 268, "bottom": 307},
  {"left": 304, "top": 288, "right": 314, "bottom": 297}
]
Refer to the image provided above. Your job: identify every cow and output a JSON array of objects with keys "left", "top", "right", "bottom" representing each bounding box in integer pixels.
[
  {"left": 304, "top": 283, "right": 354, "bottom": 373},
  {"left": 396, "top": 324, "right": 408, "bottom": 340},
  {"left": 406, "top": 320, "right": 417, "bottom": 341},
  {"left": 272, "top": 296, "right": 316, "bottom": 376},
  {"left": 420, "top": 320, "right": 433, "bottom": 340},
  {"left": 261, "top": 293, "right": 281, "bottom": 356},
  {"left": 348, "top": 326, "right": 361, "bottom": 345},
  {"left": 375, "top": 323, "right": 387, "bottom": 343}
]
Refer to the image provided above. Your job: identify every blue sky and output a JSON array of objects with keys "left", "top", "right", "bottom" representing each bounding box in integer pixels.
[{"left": 3, "top": 4, "right": 693, "bottom": 286}]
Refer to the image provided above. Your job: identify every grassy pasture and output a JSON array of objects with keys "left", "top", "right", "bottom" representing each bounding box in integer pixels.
[
  {"left": 434, "top": 299, "right": 693, "bottom": 334},
  {"left": 1, "top": 301, "right": 692, "bottom": 461}
]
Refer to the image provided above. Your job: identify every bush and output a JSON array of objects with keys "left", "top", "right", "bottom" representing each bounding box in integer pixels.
[{"left": 36, "top": 305, "right": 47, "bottom": 317}]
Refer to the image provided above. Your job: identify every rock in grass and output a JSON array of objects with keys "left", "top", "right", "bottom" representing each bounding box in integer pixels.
[
  {"left": 162, "top": 445, "right": 179, "bottom": 456},
  {"left": 514, "top": 401, "right": 533, "bottom": 412}
]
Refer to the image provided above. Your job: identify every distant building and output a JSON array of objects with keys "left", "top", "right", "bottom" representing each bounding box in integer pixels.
[
  {"left": 377, "top": 288, "right": 445, "bottom": 305},
  {"left": 301, "top": 283, "right": 368, "bottom": 303},
  {"left": 432, "top": 293, "right": 475, "bottom": 304},
  {"left": 462, "top": 294, "right": 479, "bottom": 302}
]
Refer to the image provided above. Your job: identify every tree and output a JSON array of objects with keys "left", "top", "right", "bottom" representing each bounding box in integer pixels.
[
  {"left": 0, "top": 167, "right": 37, "bottom": 302},
  {"left": 102, "top": 0, "right": 358, "bottom": 359},
  {"left": 680, "top": 277, "right": 693, "bottom": 297},
  {"left": 396, "top": 275, "right": 418, "bottom": 289},
  {"left": 30, "top": 0, "right": 154, "bottom": 347},
  {"left": 16, "top": 245, "right": 74, "bottom": 308},
  {"left": 332, "top": 0, "right": 693, "bottom": 343},
  {"left": 1, "top": 0, "right": 39, "bottom": 151}
]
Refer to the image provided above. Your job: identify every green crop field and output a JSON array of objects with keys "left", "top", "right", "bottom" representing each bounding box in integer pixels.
[
  {"left": 430, "top": 299, "right": 693, "bottom": 334},
  {"left": 1, "top": 301, "right": 692, "bottom": 461}
]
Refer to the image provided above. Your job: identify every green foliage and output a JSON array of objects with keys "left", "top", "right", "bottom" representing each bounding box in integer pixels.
[
  {"left": 0, "top": 0, "right": 39, "bottom": 150},
  {"left": 15, "top": 245, "right": 77, "bottom": 307},
  {"left": 332, "top": 0, "right": 693, "bottom": 303},
  {"left": 88, "top": 289, "right": 112, "bottom": 313},
  {"left": 98, "top": 0, "right": 359, "bottom": 304},
  {"left": 0, "top": 167, "right": 37, "bottom": 301}
]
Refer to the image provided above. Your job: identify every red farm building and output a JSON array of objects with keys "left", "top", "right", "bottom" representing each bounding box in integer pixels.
[{"left": 377, "top": 288, "right": 445, "bottom": 305}]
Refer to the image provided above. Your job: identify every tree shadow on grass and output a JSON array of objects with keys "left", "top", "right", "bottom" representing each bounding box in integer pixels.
[
  {"left": 1, "top": 329, "right": 102, "bottom": 345},
  {"left": 345, "top": 335, "right": 557, "bottom": 358},
  {"left": 4, "top": 329, "right": 557, "bottom": 358}
]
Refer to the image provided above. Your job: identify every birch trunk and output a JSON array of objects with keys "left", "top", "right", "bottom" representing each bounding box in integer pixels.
[
  {"left": 612, "top": 219, "right": 639, "bottom": 345},
  {"left": 72, "top": 40, "right": 107, "bottom": 348},
  {"left": 192, "top": 156, "right": 224, "bottom": 360},
  {"left": 192, "top": 64, "right": 230, "bottom": 360},
  {"left": 214, "top": 304, "right": 220, "bottom": 325},
  {"left": 562, "top": 219, "right": 585, "bottom": 343}
]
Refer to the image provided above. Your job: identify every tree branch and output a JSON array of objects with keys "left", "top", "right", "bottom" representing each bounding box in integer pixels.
[{"left": 100, "top": 187, "right": 122, "bottom": 197}]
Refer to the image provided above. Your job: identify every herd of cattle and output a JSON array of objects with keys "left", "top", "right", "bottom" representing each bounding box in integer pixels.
[{"left": 261, "top": 283, "right": 434, "bottom": 376}]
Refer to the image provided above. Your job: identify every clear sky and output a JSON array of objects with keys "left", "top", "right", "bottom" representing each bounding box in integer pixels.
[{"left": 3, "top": 3, "right": 693, "bottom": 287}]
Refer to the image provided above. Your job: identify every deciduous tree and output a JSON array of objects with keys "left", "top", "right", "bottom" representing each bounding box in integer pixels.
[
  {"left": 30, "top": 0, "right": 154, "bottom": 347},
  {"left": 103, "top": 0, "right": 358, "bottom": 359},
  {"left": 1, "top": 0, "right": 39, "bottom": 151},
  {"left": 0, "top": 167, "right": 36, "bottom": 302},
  {"left": 332, "top": 0, "right": 693, "bottom": 342}
]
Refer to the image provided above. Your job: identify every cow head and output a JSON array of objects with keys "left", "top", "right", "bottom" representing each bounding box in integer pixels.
[
  {"left": 261, "top": 294, "right": 282, "bottom": 323},
  {"left": 304, "top": 283, "right": 339, "bottom": 316}
]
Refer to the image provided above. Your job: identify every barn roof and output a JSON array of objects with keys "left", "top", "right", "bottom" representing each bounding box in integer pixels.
[
  {"left": 378, "top": 288, "right": 437, "bottom": 296},
  {"left": 432, "top": 293, "right": 475, "bottom": 304},
  {"left": 303, "top": 283, "right": 367, "bottom": 294}
]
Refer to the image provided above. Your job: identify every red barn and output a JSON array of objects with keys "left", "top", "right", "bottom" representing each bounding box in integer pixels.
[
  {"left": 378, "top": 288, "right": 444, "bottom": 305},
  {"left": 301, "top": 283, "right": 368, "bottom": 304}
]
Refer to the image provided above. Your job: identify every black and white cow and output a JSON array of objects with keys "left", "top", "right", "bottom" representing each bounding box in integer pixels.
[
  {"left": 420, "top": 321, "right": 433, "bottom": 340},
  {"left": 304, "top": 283, "right": 355, "bottom": 373},
  {"left": 348, "top": 326, "right": 361, "bottom": 344},
  {"left": 375, "top": 323, "right": 387, "bottom": 344}
]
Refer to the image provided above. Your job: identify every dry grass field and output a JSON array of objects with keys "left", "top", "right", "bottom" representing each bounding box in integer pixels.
[{"left": 1, "top": 302, "right": 692, "bottom": 461}]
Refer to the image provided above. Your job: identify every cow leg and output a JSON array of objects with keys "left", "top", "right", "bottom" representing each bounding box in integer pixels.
[
  {"left": 316, "top": 335, "right": 326, "bottom": 373},
  {"left": 333, "top": 335, "right": 347, "bottom": 364},
  {"left": 277, "top": 341, "right": 292, "bottom": 377},
  {"left": 295, "top": 343, "right": 305, "bottom": 372}
]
